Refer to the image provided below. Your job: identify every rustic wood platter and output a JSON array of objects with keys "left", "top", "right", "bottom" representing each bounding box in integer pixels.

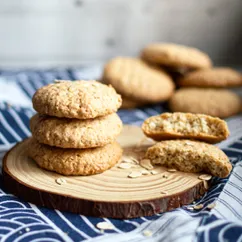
[{"left": 3, "top": 125, "right": 207, "bottom": 218}]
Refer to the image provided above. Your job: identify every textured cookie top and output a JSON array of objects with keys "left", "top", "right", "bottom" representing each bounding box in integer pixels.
[
  {"left": 32, "top": 80, "right": 122, "bottom": 119},
  {"left": 102, "top": 57, "right": 175, "bottom": 103},
  {"left": 145, "top": 140, "right": 231, "bottom": 178},
  {"left": 169, "top": 88, "right": 241, "bottom": 118},
  {"left": 142, "top": 112, "right": 229, "bottom": 143},
  {"left": 141, "top": 43, "right": 212, "bottom": 69},
  {"left": 178, "top": 68, "right": 242, "bottom": 87},
  {"left": 30, "top": 113, "right": 123, "bottom": 149},
  {"left": 28, "top": 138, "right": 123, "bottom": 176}
]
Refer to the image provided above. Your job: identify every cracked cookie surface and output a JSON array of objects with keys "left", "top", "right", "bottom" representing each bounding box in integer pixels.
[
  {"left": 30, "top": 113, "right": 123, "bottom": 148},
  {"left": 28, "top": 138, "right": 123, "bottom": 175},
  {"left": 32, "top": 80, "right": 122, "bottom": 119}
]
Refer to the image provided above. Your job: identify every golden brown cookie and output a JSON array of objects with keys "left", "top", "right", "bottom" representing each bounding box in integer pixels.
[
  {"left": 145, "top": 140, "right": 232, "bottom": 178},
  {"left": 142, "top": 112, "right": 229, "bottom": 143},
  {"left": 178, "top": 68, "right": 242, "bottom": 87},
  {"left": 32, "top": 80, "right": 122, "bottom": 119},
  {"left": 30, "top": 113, "right": 123, "bottom": 148},
  {"left": 102, "top": 57, "right": 175, "bottom": 103},
  {"left": 141, "top": 43, "right": 212, "bottom": 69},
  {"left": 169, "top": 88, "right": 241, "bottom": 118},
  {"left": 28, "top": 138, "right": 123, "bottom": 175}
]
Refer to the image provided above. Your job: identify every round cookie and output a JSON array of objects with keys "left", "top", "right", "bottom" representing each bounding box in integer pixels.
[
  {"left": 32, "top": 80, "right": 122, "bottom": 119},
  {"left": 102, "top": 57, "right": 175, "bottom": 103},
  {"left": 169, "top": 88, "right": 241, "bottom": 118},
  {"left": 178, "top": 68, "right": 242, "bottom": 87},
  {"left": 28, "top": 138, "right": 123, "bottom": 176},
  {"left": 141, "top": 43, "right": 212, "bottom": 69},
  {"left": 30, "top": 113, "right": 123, "bottom": 149}
]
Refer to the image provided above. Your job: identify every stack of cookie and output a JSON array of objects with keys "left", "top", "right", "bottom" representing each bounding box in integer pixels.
[
  {"left": 169, "top": 68, "right": 242, "bottom": 118},
  {"left": 142, "top": 112, "right": 232, "bottom": 178},
  {"left": 102, "top": 42, "right": 241, "bottom": 117},
  {"left": 28, "top": 80, "right": 123, "bottom": 176},
  {"left": 141, "top": 43, "right": 242, "bottom": 118}
]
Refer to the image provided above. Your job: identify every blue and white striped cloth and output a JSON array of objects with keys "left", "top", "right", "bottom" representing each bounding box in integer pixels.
[{"left": 0, "top": 67, "right": 242, "bottom": 242}]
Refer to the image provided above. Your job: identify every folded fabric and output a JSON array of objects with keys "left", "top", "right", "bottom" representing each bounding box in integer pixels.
[{"left": 0, "top": 67, "right": 242, "bottom": 242}]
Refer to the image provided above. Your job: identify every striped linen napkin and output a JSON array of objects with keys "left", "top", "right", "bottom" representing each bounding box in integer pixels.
[{"left": 0, "top": 67, "right": 242, "bottom": 242}]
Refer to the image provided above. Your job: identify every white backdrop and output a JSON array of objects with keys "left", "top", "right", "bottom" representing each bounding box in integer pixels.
[{"left": 0, "top": 0, "right": 241, "bottom": 67}]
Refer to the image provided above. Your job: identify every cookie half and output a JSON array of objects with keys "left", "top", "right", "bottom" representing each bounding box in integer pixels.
[
  {"left": 169, "top": 88, "right": 241, "bottom": 118},
  {"left": 141, "top": 43, "right": 212, "bottom": 69},
  {"left": 102, "top": 57, "right": 174, "bottom": 103},
  {"left": 142, "top": 112, "right": 229, "bottom": 143},
  {"left": 145, "top": 140, "right": 231, "bottom": 178},
  {"left": 28, "top": 138, "right": 123, "bottom": 175},
  {"left": 178, "top": 68, "right": 242, "bottom": 87},
  {"left": 32, "top": 80, "right": 122, "bottom": 119},
  {"left": 30, "top": 113, "right": 123, "bottom": 148}
]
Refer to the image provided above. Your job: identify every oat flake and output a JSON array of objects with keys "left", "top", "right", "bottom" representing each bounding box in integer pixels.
[
  {"left": 96, "top": 222, "right": 114, "bottom": 230},
  {"left": 55, "top": 177, "right": 67, "bottom": 185},
  {"left": 128, "top": 171, "right": 142, "bottom": 178}
]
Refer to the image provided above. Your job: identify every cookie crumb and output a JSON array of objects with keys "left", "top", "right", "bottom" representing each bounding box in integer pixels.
[
  {"left": 118, "top": 163, "right": 132, "bottom": 169},
  {"left": 163, "top": 174, "right": 168, "bottom": 178},
  {"left": 140, "top": 159, "right": 153, "bottom": 170},
  {"left": 96, "top": 222, "right": 115, "bottom": 230},
  {"left": 199, "top": 174, "right": 212, "bottom": 181},
  {"left": 55, "top": 177, "right": 67, "bottom": 185},
  {"left": 143, "top": 230, "right": 153, "bottom": 237},
  {"left": 128, "top": 171, "right": 142, "bottom": 178},
  {"left": 207, "top": 202, "right": 216, "bottom": 209},
  {"left": 194, "top": 204, "right": 204, "bottom": 210},
  {"left": 167, "top": 169, "right": 177, "bottom": 173}
]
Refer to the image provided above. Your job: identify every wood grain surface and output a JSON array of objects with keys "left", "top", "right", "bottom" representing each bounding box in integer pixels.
[{"left": 3, "top": 125, "right": 207, "bottom": 218}]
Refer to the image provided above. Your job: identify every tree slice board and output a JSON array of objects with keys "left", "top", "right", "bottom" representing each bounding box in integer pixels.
[{"left": 3, "top": 125, "right": 207, "bottom": 219}]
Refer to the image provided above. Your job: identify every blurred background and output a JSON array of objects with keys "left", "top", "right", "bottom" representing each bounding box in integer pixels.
[{"left": 0, "top": 0, "right": 241, "bottom": 68}]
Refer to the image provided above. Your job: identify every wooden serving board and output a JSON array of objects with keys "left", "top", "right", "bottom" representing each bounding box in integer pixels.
[{"left": 3, "top": 125, "right": 207, "bottom": 218}]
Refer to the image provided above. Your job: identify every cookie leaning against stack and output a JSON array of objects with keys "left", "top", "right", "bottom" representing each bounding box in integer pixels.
[
  {"left": 142, "top": 112, "right": 232, "bottom": 178},
  {"left": 29, "top": 80, "right": 123, "bottom": 175},
  {"left": 102, "top": 57, "right": 175, "bottom": 105}
]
